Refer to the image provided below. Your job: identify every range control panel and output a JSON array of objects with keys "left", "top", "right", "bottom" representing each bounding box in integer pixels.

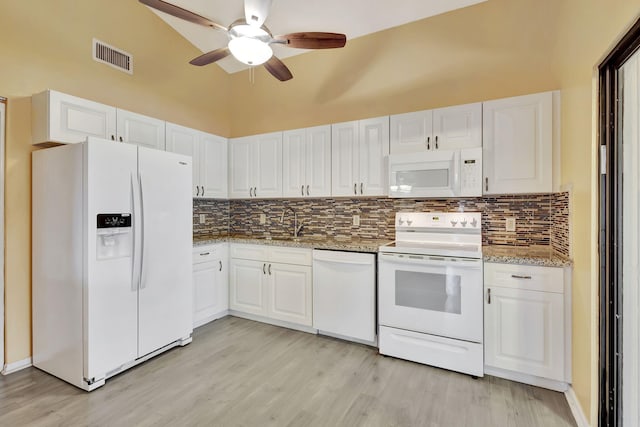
[{"left": 395, "top": 212, "right": 482, "bottom": 230}]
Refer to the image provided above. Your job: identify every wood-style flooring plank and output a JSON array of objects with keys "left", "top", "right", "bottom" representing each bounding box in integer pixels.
[{"left": 0, "top": 317, "right": 577, "bottom": 427}]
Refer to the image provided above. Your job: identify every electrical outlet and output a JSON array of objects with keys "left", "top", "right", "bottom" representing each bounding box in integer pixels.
[
  {"left": 259, "top": 213, "right": 266, "bottom": 225},
  {"left": 353, "top": 215, "right": 360, "bottom": 227},
  {"left": 199, "top": 214, "right": 206, "bottom": 225},
  {"left": 505, "top": 217, "right": 516, "bottom": 232}
]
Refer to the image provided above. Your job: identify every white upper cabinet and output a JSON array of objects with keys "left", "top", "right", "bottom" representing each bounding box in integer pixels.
[
  {"left": 390, "top": 103, "right": 481, "bottom": 154},
  {"left": 331, "top": 117, "right": 390, "bottom": 197},
  {"left": 283, "top": 125, "right": 331, "bottom": 198},
  {"left": 32, "top": 90, "right": 164, "bottom": 150},
  {"left": 32, "top": 90, "right": 117, "bottom": 144},
  {"left": 483, "top": 92, "right": 554, "bottom": 195},
  {"left": 199, "top": 133, "right": 228, "bottom": 199},
  {"left": 166, "top": 122, "right": 228, "bottom": 199},
  {"left": 116, "top": 109, "right": 166, "bottom": 150},
  {"left": 229, "top": 132, "right": 283, "bottom": 199}
]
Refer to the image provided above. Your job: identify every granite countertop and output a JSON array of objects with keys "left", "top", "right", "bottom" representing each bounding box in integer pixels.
[
  {"left": 195, "top": 237, "right": 573, "bottom": 266},
  {"left": 482, "top": 245, "right": 572, "bottom": 267},
  {"left": 194, "top": 235, "right": 392, "bottom": 253}
]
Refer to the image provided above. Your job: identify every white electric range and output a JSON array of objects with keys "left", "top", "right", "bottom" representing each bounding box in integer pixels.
[{"left": 378, "top": 212, "right": 484, "bottom": 377}]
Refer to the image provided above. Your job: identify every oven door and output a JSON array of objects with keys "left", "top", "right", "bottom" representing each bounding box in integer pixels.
[{"left": 378, "top": 252, "right": 483, "bottom": 343}]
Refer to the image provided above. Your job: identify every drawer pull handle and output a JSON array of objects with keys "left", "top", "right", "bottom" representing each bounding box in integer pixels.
[
  {"left": 219, "top": 260, "right": 222, "bottom": 272},
  {"left": 200, "top": 252, "right": 210, "bottom": 256},
  {"left": 511, "top": 274, "right": 532, "bottom": 279},
  {"left": 263, "top": 263, "right": 266, "bottom": 274}
]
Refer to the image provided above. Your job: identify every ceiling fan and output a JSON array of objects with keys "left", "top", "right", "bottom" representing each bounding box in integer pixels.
[{"left": 140, "top": 0, "right": 347, "bottom": 81}]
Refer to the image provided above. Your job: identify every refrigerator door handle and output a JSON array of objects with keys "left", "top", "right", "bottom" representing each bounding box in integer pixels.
[
  {"left": 131, "top": 173, "right": 142, "bottom": 291},
  {"left": 139, "top": 172, "right": 147, "bottom": 289}
]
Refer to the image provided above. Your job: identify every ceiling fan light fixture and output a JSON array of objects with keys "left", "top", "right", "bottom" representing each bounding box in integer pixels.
[{"left": 228, "top": 37, "right": 273, "bottom": 66}]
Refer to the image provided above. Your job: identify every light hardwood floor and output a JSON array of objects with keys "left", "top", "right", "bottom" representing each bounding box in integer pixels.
[{"left": 0, "top": 317, "right": 576, "bottom": 427}]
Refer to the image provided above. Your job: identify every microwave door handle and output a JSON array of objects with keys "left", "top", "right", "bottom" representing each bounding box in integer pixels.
[{"left": 453, "top": 152, "right": 461, "bottom": 195}]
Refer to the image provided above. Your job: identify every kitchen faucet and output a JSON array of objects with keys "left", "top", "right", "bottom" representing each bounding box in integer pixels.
[{"left": 280, "top": 207, "right": 304, "bottom": 239}]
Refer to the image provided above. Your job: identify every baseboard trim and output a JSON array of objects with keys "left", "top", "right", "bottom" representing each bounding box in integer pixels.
[
  {"left": 194, "top": 310, "right": 229, "bottom": 329},
  {"left": 2, "top": 357, "right": 32, "bottom": 375},
  {"left": 564, "top": 386, "right": 590, "bottom": 427},
  {"left": 228, "top": 311, "right": 317, "bottom": 335},
  {"left": 484, "top": 366, "right": 569, "bottom": 392}
]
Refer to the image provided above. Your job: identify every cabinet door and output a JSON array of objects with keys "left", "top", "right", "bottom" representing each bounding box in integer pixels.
[
  {"left": 199, "top": 133, "right": 228, "bottom": 199},
  {"left": 485, "top": 286, "right": 565, "bottom": 381},
  {"left": 33, "top": 90, "right": 117, "bottom": 144},
  {"left": 282, "top": 129, "right": 307, "bottom": 198},
  {"left": 389, "top": 110, "right": 432, "bottom": 154},
  {"left": 305, "top": 125, "right": 332, "bottom": 197},
  {"left": 483, "top": 92, "right": 553, "bottom": 194},
  {"left": 268, "top": 263, "right": 312, "bottom": 326},
  {"left": 359, "top": 117, "right": 390, "bottom": 196},
  {"left": 331, "top": 121, "right": 359, "bottom": 197},
  {"left": 165, "top": 122, "right": 199, "bottom": 197},
  {"left": 229, "top": 259, "right": 268, "bottom": 316},
  {"left": 193, "top": 261, "right": 218, "bottom": 327},
  {"left": 116, "top": 109, "right": 166, "bottom": 150},
  {"left": 254, "top": 132, "right": 283, "bottom": 198},
  {"left": 215, "top": 249, "right": 229, "bottom": 314},
  {"left": 432, "top": 102, "right": 482, "bottom": 150},
  {"left": 229, "top": 136, "right": 254, "bottom": 199}
]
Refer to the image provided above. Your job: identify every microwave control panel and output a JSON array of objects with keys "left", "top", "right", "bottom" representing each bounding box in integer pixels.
[{"left": 460, "top": 148, "right": 483, "bottom": 197}]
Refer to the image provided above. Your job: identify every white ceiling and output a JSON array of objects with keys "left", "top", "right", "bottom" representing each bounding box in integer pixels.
[{"left": 147, "top": 0, "right": 487, "bottom": 73}]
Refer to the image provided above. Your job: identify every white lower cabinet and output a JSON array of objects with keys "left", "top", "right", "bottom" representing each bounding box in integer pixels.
[
  {"left": 229, "top": 244, "right": 312, "bottom": 328},
  {"left": 484, "top": 262, "right": 571, "bottom": 391},
  {"left": 193, "top": 244, "right": 229, "bottom": 328}
]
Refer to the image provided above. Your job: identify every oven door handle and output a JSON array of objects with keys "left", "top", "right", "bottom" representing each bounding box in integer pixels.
[{"left": 380, "top": 252, "right": 482, "bottom": 268}]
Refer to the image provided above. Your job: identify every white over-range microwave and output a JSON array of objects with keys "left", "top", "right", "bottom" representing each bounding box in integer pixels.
[{"left": 388, "top": 147, "right": 482, "bottom": 198}]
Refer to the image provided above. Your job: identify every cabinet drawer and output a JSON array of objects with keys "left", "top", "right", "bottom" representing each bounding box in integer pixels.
[
  {"left": 193, "top": 243, "right": 226, "bottom": 264},
  {"left": 231, "top": 244, "right": 270, "bottom": 261},
  {"left": 269, "top": 246, "right": 312, "bottom": 266},
  {"left": 484, "top": 263, "right": 564, "bottom": 294}
]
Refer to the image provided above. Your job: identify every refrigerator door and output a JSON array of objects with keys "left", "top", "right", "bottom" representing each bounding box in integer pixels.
[
  {"left": 85, "top": 139, "right": 139, "bottom": 380},
  {"left": 137, "top": 147, "right": 193, "bottom": 357}
]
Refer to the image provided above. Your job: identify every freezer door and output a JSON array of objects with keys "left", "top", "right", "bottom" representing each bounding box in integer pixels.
[
  {"left": 85, "top": 139, "right": 139, "bottom": 380},
  {"left": 137, "top": 147, "right": 193, "bottom": 357}
]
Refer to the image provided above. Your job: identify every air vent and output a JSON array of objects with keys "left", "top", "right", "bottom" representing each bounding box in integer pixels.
[{"left": 92, "top": 39, "right": 133, "bottom": 74}]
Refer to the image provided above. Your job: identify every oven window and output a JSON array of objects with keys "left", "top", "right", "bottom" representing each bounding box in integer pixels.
[
  {"left": 395, "top": 169, "right": 449, "bottom": 188},
  {"left": 395, "top": 270, "right": 461, "bottom": 314}
]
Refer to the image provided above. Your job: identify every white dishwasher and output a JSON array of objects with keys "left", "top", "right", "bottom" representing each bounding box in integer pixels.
[{"left": 312, "top": 250, "right": 376, "bottom": 345}]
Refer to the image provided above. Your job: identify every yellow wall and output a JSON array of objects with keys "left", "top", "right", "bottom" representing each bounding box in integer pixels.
[{"left": 0, "top": 0, "right": 230, "bottom": 365}]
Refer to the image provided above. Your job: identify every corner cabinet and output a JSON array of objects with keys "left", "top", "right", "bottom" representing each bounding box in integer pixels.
[
  {"left": 483, "top": 262, "right": 571, "bottom": 391},
  {"left": 482, "top": 92, "right": 555, "bottom": 195},
  {"left": 166, "top": 122, "right": 228, "bottom": 199},
  {"left": 331, "top": 116, "right": 390, "bottom": 197},
  {"left": 282, "top": 125, "right": 331, "bottom": 198},
  {"left": 390, "top": 102, "right": 482, "bottom": 154},
  {"left": 192, "top": 244, "right": 229, "bottom": 328},
  {"left": 229, "top": 244, "right": 313, "bottom": 329},
  {"left": 31, "top": 90, "right": 164, "bottom": 149},
  {"left": 229, "top": 132, "right": 283, "bottom": 199}
]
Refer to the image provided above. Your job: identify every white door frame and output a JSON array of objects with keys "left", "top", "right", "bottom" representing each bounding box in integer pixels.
[
  {"left": 622, "top": 52, "right": 640, "bottom": 427},
  {"left": 0, "top": 98, "right": 6, "bottom": 372}
]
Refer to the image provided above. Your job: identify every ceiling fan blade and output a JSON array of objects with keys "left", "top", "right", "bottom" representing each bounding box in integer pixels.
[
  {"left": 244, "top": 0, "right": 273, "bottom": 27},
  {"left": 139, "top": 0, "right": 227, "bottom": 32},
  {"left": 274, "top": 32, "right": 347, "bottom": 49},
  {"left": 190, "top": 47, "right": 231, "bottom": 66},
  {"left": 264, "top": 56, "right": 293, "bottom": 81}
]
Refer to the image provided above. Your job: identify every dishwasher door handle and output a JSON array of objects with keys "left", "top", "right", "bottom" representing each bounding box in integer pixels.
[{"left": 313, "top": 258, "right": 374, "bottom": 266}]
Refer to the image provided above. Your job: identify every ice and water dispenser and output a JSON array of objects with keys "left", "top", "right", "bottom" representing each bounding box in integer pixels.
[{"left": 96, "top": 214, "right": 132, "bottom": 260}]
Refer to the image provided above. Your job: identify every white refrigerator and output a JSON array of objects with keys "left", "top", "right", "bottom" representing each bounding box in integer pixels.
[{"left": 32, "top": 137, "right": 193, "bottom": 391}]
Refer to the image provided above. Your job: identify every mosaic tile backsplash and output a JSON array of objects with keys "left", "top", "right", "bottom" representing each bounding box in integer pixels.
[{"left": 194, "top": 193, "right": 570, "bottom": 257}]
